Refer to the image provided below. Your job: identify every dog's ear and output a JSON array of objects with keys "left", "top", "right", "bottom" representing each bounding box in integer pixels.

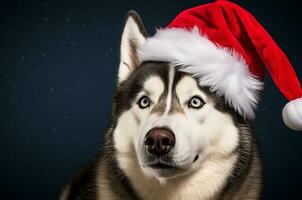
[{"left": 118, "top": 10, "right": 148, "bottom": 83}]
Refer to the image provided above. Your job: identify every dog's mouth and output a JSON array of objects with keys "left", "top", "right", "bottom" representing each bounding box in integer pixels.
[
  {"left": 142, "top": 154, "right": 200, "bottom": 178},
  {"left": 145, "top": 154, "right": 199, "bottom": 170},
  {"left": 145, "top": 161, "right": 182, "bottom": 178},
  {"left": 149, "top": 162, "right": 178, "bottom": 169}
]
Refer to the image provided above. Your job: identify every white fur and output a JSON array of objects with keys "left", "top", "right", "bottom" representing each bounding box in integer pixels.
[
  {"left": 138, "top": 28, "right": 263, "bottom": 119},
  {"left": 114, "top": 76, "right": 165, "bottom": 157},
  {"left": 117, "top": 152, "right": 237, "bottom": 200},
  {"left": 114, "top": 75, "right": 240, "bottom": 200},
  {"left": 282, "top": 97, "right": 302, "bottom": 131},
  {"left": 118, "top": 16, "right": 146, "bottom": 83},
  {"left": 143, "top": 76, "right": 165, "bottom": 100}
]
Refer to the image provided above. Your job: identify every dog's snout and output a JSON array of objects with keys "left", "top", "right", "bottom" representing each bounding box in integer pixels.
[{"left": 144, "top": 127, "right": 175, "bottom": 156}]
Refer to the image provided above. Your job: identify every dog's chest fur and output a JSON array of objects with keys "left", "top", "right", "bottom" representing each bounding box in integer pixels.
[{"left": 94, "top": 131, "right": 261, "bottom": 200}]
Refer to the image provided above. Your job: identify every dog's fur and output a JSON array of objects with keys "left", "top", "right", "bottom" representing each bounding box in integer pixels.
[{"left": 60, "top": 11, "right": 262, "bottom": 200}]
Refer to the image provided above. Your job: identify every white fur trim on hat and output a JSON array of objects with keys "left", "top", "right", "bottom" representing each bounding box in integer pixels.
[
  {"left": 138, "top": 27, "right": 263, "bottom": 119},
  {"left": 282, "top": 97, "right": 302, "bottom": 131}
]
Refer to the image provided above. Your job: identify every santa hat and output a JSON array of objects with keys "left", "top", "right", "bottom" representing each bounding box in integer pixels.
[{"left": 137, "top": 0, "right": 302, "bottom": 131}]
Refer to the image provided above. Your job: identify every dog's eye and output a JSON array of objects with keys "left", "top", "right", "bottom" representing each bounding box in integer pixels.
[
  {"left": 137, "top": 96, "right": 151, "bottom": 109},
  {"left": 188, "top": 96, "right": 204, "bottom": 109}
]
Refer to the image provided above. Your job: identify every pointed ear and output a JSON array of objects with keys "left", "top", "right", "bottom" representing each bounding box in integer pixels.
[{"left": 118, "top": 10, "right": 148, "bottom": 83}]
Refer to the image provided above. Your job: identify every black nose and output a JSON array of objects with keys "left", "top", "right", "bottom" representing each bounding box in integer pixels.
[{"left": 144, "top": 127, "right": 175, "bottom": 156}]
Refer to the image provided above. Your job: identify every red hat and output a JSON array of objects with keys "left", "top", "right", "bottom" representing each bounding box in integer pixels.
[{"left": 138, "top": 0, "right": 302, "bottom": 131}]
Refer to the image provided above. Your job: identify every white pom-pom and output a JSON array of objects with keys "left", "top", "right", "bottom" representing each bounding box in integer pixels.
[{"left": 282, "top": 97, "right": 302, "bottom": 131}]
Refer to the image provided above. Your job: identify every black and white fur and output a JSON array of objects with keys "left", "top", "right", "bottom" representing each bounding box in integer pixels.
[{"left": 60, "top": 11, "right": 262, "bottom": 200}]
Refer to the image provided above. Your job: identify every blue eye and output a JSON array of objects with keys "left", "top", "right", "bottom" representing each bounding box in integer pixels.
[
  {"left": 137, "top": 96, "right": 150, "bottom": 109},
  {"left": 188, "top": 96, "right": 204, "bottom": 109}
]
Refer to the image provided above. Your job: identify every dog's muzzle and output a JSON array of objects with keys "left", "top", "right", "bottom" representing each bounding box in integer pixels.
[{"left": 144, "top": 127, "right": 175, "bottom": 157}]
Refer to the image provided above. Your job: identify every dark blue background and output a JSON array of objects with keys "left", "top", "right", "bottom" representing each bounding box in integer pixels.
[{"left": 1, "top": 0, "right": 301, "bottom": 199}]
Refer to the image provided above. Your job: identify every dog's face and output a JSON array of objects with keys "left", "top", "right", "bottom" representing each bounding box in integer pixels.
[{"left": 112, "top": 12, "right": 239, "bottom": 181}]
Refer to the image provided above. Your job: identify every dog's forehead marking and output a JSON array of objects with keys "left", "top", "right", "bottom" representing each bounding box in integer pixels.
[
  {"left": 164, "top": 65, "right": 175, "bottom": 115},
  {"left": 143, "top": 75, "right": 164, "bottom": 102}
]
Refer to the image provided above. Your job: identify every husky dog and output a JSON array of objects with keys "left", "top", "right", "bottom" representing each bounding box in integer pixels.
[{"left": 60, "top": 11, "right": 262, "bottom": 200}]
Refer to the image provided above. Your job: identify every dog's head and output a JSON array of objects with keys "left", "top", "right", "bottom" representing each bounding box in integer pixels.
[{"left": 111, "top": 11, "right": 241, "bottom": 181}]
